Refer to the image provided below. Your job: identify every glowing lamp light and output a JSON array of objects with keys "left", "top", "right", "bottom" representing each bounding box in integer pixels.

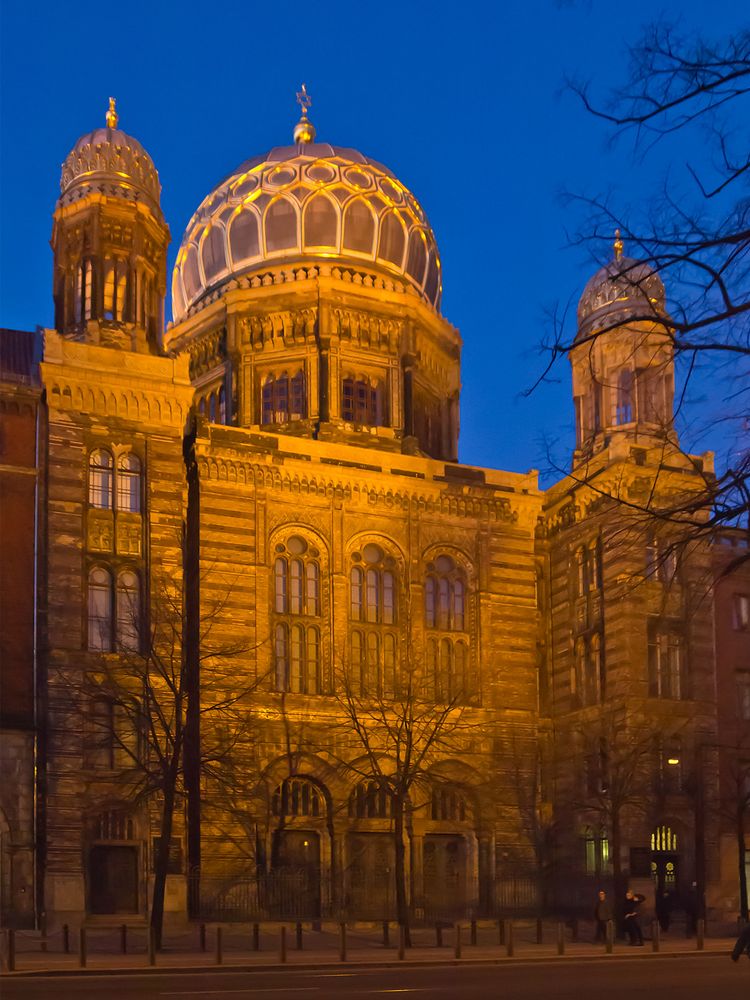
[{"left": 667, "top": 757, "right": 680, "bottom": 766}]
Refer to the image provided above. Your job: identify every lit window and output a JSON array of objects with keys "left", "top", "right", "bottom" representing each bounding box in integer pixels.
[
  {"left": 89, "top": 450, "right": 114, "bottom": 509},
  {"left": 116, "top": 454, "right": 141, "bottom": 513},
  {"left": 103, "top": 260, "right": 128, "bottom": 321},
  {"left": 88, "top": 567, "right": 113, "bottom": 651}
]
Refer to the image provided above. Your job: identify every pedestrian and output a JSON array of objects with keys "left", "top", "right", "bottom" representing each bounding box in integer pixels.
[
  {"left": 730, "top": 923, "right": 750, "bottom": 962},
  {"left": 655, "top": 889, "right": 672, "bottom": 933},
  {"left": 623, "top": 888, "right": 645, "bottom": 946},
  {"left": 594, "top": 889, "right": 612, "bottom": 943}
]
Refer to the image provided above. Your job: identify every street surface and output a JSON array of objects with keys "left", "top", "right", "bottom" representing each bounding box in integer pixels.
[{"left": 3, "top": 956, "right": 748, "bottom": 1000}]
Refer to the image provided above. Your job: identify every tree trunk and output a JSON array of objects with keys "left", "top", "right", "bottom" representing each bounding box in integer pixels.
[
  {"left": 738, "top": 804, "right": 748, "bottom": 922},
  {"left": 393, "top": 797, "right": 411, "bottom": 947},
  {"left": 150, "top": 769, "right": 178, "bottom": 950}
]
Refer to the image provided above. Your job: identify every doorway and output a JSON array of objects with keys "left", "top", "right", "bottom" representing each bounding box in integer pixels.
[{"left": 88, "top": 845, "right": 139, "bottom": 914}]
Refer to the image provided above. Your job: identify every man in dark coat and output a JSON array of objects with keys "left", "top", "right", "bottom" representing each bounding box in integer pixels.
[
  {"left": 731, "top": 923, "right": 750, "bottom": 962},
  {"left": 594, "top": 889, "right": 613, "bottom": 943},
  {"left": 623, "top": 888, "right": 646, "bottom": 945}
]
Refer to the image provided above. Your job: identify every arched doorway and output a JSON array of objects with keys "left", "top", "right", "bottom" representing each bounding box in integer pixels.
[
  {"left": 270, "top": 778, "right": 326, "bottom": 918},
  {"left": 423, "top": 787, "right": 472, "bottom": 921},
  {"left": 345, "top": 780, "right": 396, "bottom": 919},
  {"left": 87, "top": 810, "right": 139, "bottom": 915},
  {"left": 651, "top": 824, "right": 680, "bottom": 894}
]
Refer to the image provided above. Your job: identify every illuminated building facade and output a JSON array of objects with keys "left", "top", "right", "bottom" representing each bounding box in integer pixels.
[{"left": 0, "top": 97, "right": 743, "bottom": 928}]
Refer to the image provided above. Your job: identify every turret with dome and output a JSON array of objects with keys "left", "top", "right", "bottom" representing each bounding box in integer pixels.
[{"left": 164, "top": 89, "right": 460, "bottom": 461}]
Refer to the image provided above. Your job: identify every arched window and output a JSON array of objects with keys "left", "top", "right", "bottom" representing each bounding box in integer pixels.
[
  {"left": 273, "top": 536, "right": 323, "bottom": 694},
  {"left": 261, "top": 372, "right": 306, "bottom": 424},
  {"left": 103, "top": 260, "right": 128, "bottom": 321},
  {"left": 303, "top": 194, "right": 337, "bottom": 248},
  {"left": 425, "top": 556, "right": 467, "bottom": 631},
  {"left": 616, "top": 368, "right": 634, "bottom": 424},
  {"left": 88, "top": 567, "right": 113, "bottom": 651},
  {"left": 89, "top": 450, "right": 114, "bottom": 509},
  {"left": 378, "top": 211, "right": 405, "bottom": 267},
  {"left": 349, "top": 547, "right": 398, "bottom": 697},
  {"left": 272, "top": 778, "right": 322, "bottom": 817},
  {"left": 348, "top": 781, "right": 393, "bottom": 819},
  {"left": 229, "top": 209, "right": 260, "bottom": 263},
  {"left": 76, "top": 259, "right": 93, "bottom": 323},
  {"left": 218, "top": 385, "right": 227, "bottom": 424},
  {"left": 342, "top": 199, "right": 375, "bottom": 254},
  {"left": 201, "top": 225, "right": 227, "bottom": 283},
  {"left": 209, "top": 393, "right": 217, "bottom": 422},
  {"left": 116, "top": 454, "right": 141, "bottom": 513},
  {"left": 431, "top": 788, "right": 468, "bottom": 822},
  {"left": 406, "top": 230, "right": 427, "bottom": 284},
  {"left": 116, "top": 570, "right": 140, "bottom": 652},
  {"left": 265, "top": 198, "right": 297, "bottom": 253},
  {"left": 341, "top": 377, "right": 385, "bottom": 426}
]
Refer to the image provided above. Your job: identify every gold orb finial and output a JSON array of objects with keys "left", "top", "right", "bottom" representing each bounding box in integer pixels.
[
  {"left": 613, "top": 228, "right": 624, "bottom": 262},
  {"left": 106, "top": 96, "right": 119, "bottom": 129},
  {"left": 293, "top": 84, "right": 316, "bottom": 144}
]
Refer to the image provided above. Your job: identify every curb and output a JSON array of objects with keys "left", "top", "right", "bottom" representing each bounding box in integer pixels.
[{"left": 2, "top": 948, "right": 731, "bottom": 978}]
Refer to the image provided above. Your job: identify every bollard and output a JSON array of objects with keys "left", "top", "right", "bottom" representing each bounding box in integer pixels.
[
  {"left": 252, "top": 923, "right": 260, "bottom": 951},
  {"left": 605, "top": 919, "right": 613, "bottom": 954},
  {"left": 339, "top": 922, "right": 346, "bottom": 962},
  {"left": 215, "top": 926, "right": 223, "bottom": 966},
  {"left": 470, "top": 919, "right": 477, "bottom": 946},
  {"left": 536, "top": 917, "right": 543, "bottom": 945},
  {"left": 436, "top": 923, "right": 443, "bottom": 948},
  {"left": 148, "top": 927, "right": 156, "bottom": 967},
  {"left": 697, "top": 918, "right": 705, "bottom": 951},
  {"left": 40, "top": 914, "right": 48, "bottom": 953},
  {"left": 398, "top": 924, "right": 406, "bottom": 961},
  {"left": 382, "top": 920, "right": 390, "bottom": 947},
  {"left": 7, "top": 929, "right": 16, "bottom": 972},
  {"left": 279, "top": 925, "right": 287, "bottom": 964},
  {"left": 200, "top": 923, "right": 207, "bottom": 952},
  {"left": 62, "top": 924, "right": 70, "bottom": 955},
  {"left": 557, "top": 922, "right": 565, "bottom": 955},
  {"left": 79, "top": 927, "right": 87, "bottom": 968},
  {"left": 498, "top": 919, "right": 505, "bottom": 946},
  {"left": 651, "top": 920, "right": 660, "bottom": 952},
  {"left": 296, "top": 921, "right": 303, "bottom": 951},
  {"left": 121, "top": 923, "right": 127, "bottom": 955},
  {"left": 454, "top": 923, "right": 462, "bottom": 959},
  {"left": 506, "top": 920, "right": 514, "bottom": 958}
]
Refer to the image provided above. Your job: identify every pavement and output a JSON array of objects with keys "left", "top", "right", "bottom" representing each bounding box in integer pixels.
[{"left": 1, "top": 921, "right": 739, "bottom": 978}]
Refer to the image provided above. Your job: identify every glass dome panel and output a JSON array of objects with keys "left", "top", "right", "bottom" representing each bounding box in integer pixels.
[
  {"left": 265, "top": 198, "right": 298, "bottom": 253},
  {"left": 201, "top": 225, "right": 227, "bottom": 283},
  {"left": 342, "top": 199, "right": 375, "bottom": 254},
  {"left": 229, "top": 209, "right": 260, "bottom": 263},
  {"left": 378, "top": 212, "right": 406, "bottom": 268},
  {"left": 406, "top": 230, "right": 427, "bottom": 285},
  {"left": 303, "top": 193, "right": 338, "bottom": 249},
  {"left": 424, "top": 253, "right": 440, "bottom": 304},
  {"left": 183, "top": 245, "right": 202, "bottom": 301}
]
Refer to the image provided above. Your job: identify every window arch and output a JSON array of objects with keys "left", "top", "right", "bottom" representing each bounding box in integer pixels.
[
  {"left": 406, "top": 230, "right": 427, "bottom": 285},
  {"left": 348, "top": 780, "right": 393, "bottom": 819},
  {"left": 265, "top": 198, "right": 298, "bottom": 253},
  {"left": 229, "top": 208, "right": 260, "bottom": 263},
  {"left": 303, "top": 193, "right": 337, "bottom": 248},
  {"left": 116, "top": 570, "right": 140, "bottom": 652},
  {"left": 116, "top": 453, "right": 141, "bottom": 513},
  {"left": 103, "top": 259, "right": 128, "bottom": 321},
  {"left": 88, "top": 567, "right": 113, "bottom": 651},
  {"left": 89, "top": 450, "right": 114, "bottom": 509},
  {"left": 378, "top": 211, "right": 406, "bottom": 267},
  {"left": 201, "top": 225, "right": 227, "bottom": 283},
  {"left": 424, "top": 555, "right": 466, "bottom": 630},
  {"left": 272, "top": 778, "right": 323, "bottom": 817},
  {"left": 430, "top": 787, "right": 468, "bottom": 822},
  {"left": 349, "top": 544, "right": 399, "bottom": 697},
  {"left": 342, "top": 199, "right": 375, "bottom": 254},
  {"left": 182, "top": 245, "right": 202, "bottom": 301},
  {"left": 342, "top": 376, "right": 385, "bottom": 426},
  {"left": 75, "top": 259, "right": 94, "bottom": 323}
]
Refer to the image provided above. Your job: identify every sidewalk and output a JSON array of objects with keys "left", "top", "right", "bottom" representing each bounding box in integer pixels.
[{"left": 2, "top": 924, "right": 736, "bottom": 977}]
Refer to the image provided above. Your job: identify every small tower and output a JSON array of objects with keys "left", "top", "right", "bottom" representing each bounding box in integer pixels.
[
  {"left": 51, "top": 99, "right": 170, "bottom": 352},
  {"left": 571, "top": 233, "right": 674, "bottom": 467}
]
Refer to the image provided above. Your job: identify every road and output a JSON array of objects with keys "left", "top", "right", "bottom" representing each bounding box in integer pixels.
[{"left": 3, "top": 956, "right": 748, "bottom": 999}]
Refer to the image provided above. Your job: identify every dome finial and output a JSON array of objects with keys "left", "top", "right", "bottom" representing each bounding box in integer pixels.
[
  {"left": 293, "top": 84, "right": 316, "bottom": 144},
  {"left": 106, "top": 97, "right": 118, "bottom": 129},
  {"left": 613, "top": 228, "right": 624, "bottom": 262}
]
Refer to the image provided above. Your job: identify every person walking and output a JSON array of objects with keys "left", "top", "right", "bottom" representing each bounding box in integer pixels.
[
  {"left": 655, "top": 889, "right": 673, "bottom": 933},
  {"left": 623, "top": 888, "right": 646, "bottom": 946},
  {"left": 594, "top": 889, "right": 612, "bottom": 943},
  {"left": 730, "top": 923, "right": 750, "bottom": 962}
]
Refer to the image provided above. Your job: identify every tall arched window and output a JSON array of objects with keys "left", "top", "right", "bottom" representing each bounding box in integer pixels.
[
  {"left": 76, "top": 259, "right": 93, "bottom": 323},
  {"left": 265, "top": 198, "right": 297, "bottom": 253},
  {"left": 272, "top": 778, "right": 322, "bottom": 817},
  {"left": 88, "top": 567, "right": 113, "bottom": 651},
  {"left": 425, "top": 555, "right": 471, "bottom": 703},
  {"left": 116, "top": 570, "right": 140, "bottom": 652},
  {"left": 378, "top": 211, "right": 406, "bottom": 267},
  {"left": 348, "top": 780, "right": 393, "bottom": 819},
  {"left": 103, "top": 260, "right": 128, "bottom": 321},
  {"left": 116, "top": 454, "right": 141, "bottom": 513},
  {"left": 616, "top": 368, "right": 634, "bottom": 424},
  {"left": 201, "top": 225, "right": 227, "bottom": 283},
  {"left": 89, "top": 450, "right": 114, "bottom": 509},
  {"left": 182, "top": 245, "right": 202, "bottom": 302},
  {"left": 229, "top": 209, "right": 260, "bottom": 263},
  {"left": 349, "top": 544, "right": 399, "bottom": 697},
  {"left": 273, "top": 535, "right": 323, "bottom": 694},
  {"left": 303, "top": 194, "right": 337, "bottom": 248},
  {"left": 342, "top": 199, "right": 375, "bottom": 254}
]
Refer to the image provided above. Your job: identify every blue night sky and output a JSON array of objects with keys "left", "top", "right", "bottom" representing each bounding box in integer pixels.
[{"left": 1, "top": 0, "right": 742, "bottom": 480}]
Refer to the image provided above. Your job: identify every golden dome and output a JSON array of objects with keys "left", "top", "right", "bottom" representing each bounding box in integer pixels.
[{"left": 171, "top": 143, "right": 442, "bottom": 322}]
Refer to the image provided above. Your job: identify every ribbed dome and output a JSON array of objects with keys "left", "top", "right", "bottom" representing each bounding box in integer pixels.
[
  {"left": 171, "top": 143, "right": 442, "bottom": 323},
  {"left": 577, "top": 254, "right": 666, "bottom": 341},
  {"left": 59, "top": 115, "right": 161, "bottom": 211}
]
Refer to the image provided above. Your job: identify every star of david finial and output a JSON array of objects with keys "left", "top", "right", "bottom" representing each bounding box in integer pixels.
[
  {"left": 296, "top": 84, "right": 312, "bottom": 118},
  {"left": 613, "top": 229, "right": 624, "bottom": 262},
  {"left": 293, "top": 84, "right": 316, "bottom": 144}
]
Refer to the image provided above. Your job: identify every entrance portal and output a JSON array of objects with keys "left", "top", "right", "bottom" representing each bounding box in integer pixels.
[
  {"left": 650, "top": 825, "right": 680, "bottom": 893},
  {"left": 347, "top": 833, "right": 395, "bottom": 919},
  {"left": 88, "top": 845, "right": 138, "bottom": 914},
  {"left": 423, "top": 834, "right": 466, "bottom": 920},
  {"left": 271, "top": 830, "right": 321, "bottom": 917}
]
